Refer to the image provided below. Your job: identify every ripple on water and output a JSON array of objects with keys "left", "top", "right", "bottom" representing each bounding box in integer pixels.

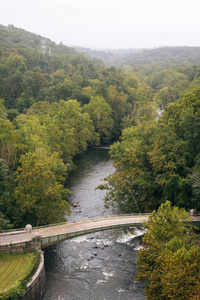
[
  {"left": 44, "top": 148, "right": 146, "bottom": 300},
  {"left": 116, "top": 227, "right": 146, "bottom": 244}
]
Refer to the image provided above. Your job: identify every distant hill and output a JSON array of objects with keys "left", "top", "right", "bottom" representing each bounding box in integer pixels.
[
  {"left": 0, "top": 24, "right": 142, "bottom": 64},
  {"left": 70, "top": 45, "right": 200, "bottom": 67},
  {"left": 121, "top": 46, "right": 200, "bottom": 67},
  {"left": 0, "top": 24, "right": 77, "bottom": 56},
  {"left": 73, "top": 46, "right": 143, "bottom": 65},
  {"left": 1, "top": 24, "right": 200, "bottom": 68}
]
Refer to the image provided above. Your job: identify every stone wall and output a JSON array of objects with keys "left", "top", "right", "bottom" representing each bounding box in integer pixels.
[
  {"left": 0, "top": 235, "right": 41, "bottom": 253},
  {"left": 20, "top": 251, "right": 46, "bottom": 300}
]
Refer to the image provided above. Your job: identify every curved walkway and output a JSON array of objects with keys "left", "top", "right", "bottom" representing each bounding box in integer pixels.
[
  {"left": 1, "top": 214, "right": 200, "bottom": 248},
  {"left": 0, "top": 232, "right": 35, "bottom": 245},
  {"left": 34, "top": 215, "right": 150, "bottom": 247},
  {"left": 0, "top": 215, "right": 150, "bottom": 248}
]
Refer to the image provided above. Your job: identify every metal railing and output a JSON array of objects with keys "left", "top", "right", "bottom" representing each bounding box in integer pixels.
[
  {"left": 41, "top": 221, "right": 147, "bottom": 248},
  {"left": 0, "top": 227, "right": 26, "bottom": 234},
  {"left": 33, "top": 213, "right": 151, "bottom": 230},
  {"left": 0, "top": 213, "right": 151, "bottom": 234}
]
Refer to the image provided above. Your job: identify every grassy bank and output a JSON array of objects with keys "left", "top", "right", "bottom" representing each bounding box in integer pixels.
[{"left": 0, "top": 251, "right": 39, "bottom": 300}]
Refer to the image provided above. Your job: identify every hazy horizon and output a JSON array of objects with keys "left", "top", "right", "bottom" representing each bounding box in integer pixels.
[{"left": 1, "top": 0, "right": 200, "bottom": 50}]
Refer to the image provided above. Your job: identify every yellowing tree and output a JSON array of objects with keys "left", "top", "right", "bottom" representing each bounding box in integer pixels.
[
  {"left": 14, "top": 148, "right": 71, "bottom": 226},
  {"left": 137, "top": 201, "right": 200, "bottom": 300}
]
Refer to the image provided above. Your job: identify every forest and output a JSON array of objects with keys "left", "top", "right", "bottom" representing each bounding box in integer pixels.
[{"left": 0, "top": 24, "right": 200, "bottom": 230}]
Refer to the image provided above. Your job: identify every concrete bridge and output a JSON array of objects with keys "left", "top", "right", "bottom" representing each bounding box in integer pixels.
[
  {"left": 1, "top": 214, "right": 200, "bottom": 249},
  {"left": 35, "top": 214, "right": 151, "bottom": 248},
  {"left": 1, "top": 214, "right": 199, "bottom": 300},
  {"left": 0, "top": 214, "right": 150, "bottom": 249}
]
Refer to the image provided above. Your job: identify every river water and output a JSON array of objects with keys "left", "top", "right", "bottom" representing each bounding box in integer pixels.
[{"left": 43, "top": 148, "right": 146, "bottom": 300}]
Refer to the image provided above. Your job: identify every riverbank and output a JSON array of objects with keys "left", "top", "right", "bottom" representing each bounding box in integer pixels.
[
  {"left": 0, "top": 250, "right": 45, "bottom": 300},
  {"left": 0, "top": 252, "right": 37, "bottom": 297},
  {"left": 43, "top": 148, "right": 146, "bottom": 300}
]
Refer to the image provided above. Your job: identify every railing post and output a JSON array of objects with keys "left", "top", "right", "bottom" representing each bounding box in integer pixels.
[{"left": 25, "top": 224, "right": 32, "bottom": 233}]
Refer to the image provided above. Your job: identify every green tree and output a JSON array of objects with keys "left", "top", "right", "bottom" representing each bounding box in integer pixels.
[
  {"left": 122, "top": 82, "right": 157, "bottom": 129},
  {"left": 0, "top": 99, "right": 7, "bottom": 119},
  {"left": 106, "top": 85, "right": 127, "bottom": 138},
  {"left": 0, "top": 159, "right": 12, "bottom": 231},
  {"left": 149, "top": 123, "right": 191, "bottom": 208},
  {"left": 43, "top": 99, "right": 99, "bottom": 164},
  {"left": 98, "top": 121, "right": 161, "bottom": 212},
  {"left": 101, "top": 88, "right": 200, "bottom": 213},
  {"left": 14, "top": 148, "right": 71, "bottom": 226},
  {"left": 83, "top": 96, "right": 114, "bottom": 143},
  {"left": 1, "top": 52, "right": 27, "bottom": 74},
  {"left": 137, "top": 201, "right": 200, "bottom": 300},
  {"left": 17, "top": 99, "right": 98, "bottom": 168},
  {"left": 22, "top": 71, "right": 48, "bottom": 99},
  {"left": 0, "top": 118, "right": 21, "bottom": 170},
  {"left": 153, "top": 69, "right": 189, "bottom": 108},
  {"left": 158, "top": 243, "right": 200, "bottom": 300}
]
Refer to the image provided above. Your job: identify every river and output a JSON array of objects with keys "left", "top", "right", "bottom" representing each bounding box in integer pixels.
[{"left": 43, "top": 148, "right": 146, "bottom": 300}]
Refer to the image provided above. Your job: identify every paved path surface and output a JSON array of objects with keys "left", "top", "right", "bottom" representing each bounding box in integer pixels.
[
  {"left": 0, "top": 232, "right": 34, "bottom": 245},
  {"left": 1, "top": 214, "right": 200, "bottom": 246},
  {"left": 191, "top": 216, "right": 200, "bottom": 221},
  {"left": 34, "top": 215, "right": 150, "bottom": 238},
  {"left": 0, "top": 215, "right": 150, "bottom": 245}
]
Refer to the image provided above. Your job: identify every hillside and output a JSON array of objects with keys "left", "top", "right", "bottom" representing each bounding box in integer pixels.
[
  {"left": 1, "top": 24, "right": 200, "bottom": 68},
  {"left": 121, "top": 46, "right": 200, "bottom": 68},
  {"left": 1, "top": 24, "right": 200, "bottom": 229},
  {"left": 0, "top": 24, "right": 77, "bottom": 56},
  {"left": 70, "top": 46, "right": 200, "bottom": 67},
  {"left": 74, "top": 46, "right": 143, "bottom": 65}
]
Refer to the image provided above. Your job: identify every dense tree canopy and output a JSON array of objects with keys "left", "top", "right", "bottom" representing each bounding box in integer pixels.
[
  {"left": 0, "top": 99, "right": 99, "bottom": 227},
  {"left": 14, "top": 148, "right": 71, "bottom": 226},
  {"left": 99, "top": 88, "right": 200, "bottom": 213},
  {"left": 137, "top": 201, "right": 200, "bottom": 300},
  {"left": 83, "top": 96, "right": 113, "bottom": 143},
  {"left": 0, "top": 25, "right": 200, "bottom": 300},
  {"left": 1, "top": 24, "right": 200, "bottom": 230}
]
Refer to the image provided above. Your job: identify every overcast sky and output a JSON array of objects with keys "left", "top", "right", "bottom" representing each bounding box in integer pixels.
[{"left": 1, "top": 0, "right": 200, "bottom": 49}]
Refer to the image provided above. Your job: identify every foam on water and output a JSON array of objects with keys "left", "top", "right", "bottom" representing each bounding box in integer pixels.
[
  {"left": 96, "top": 280, "right": 107, "bottom": 285},
  {"left": 134, "top": 245, "right": 143, "bottom": 251},
  {"left": 116, "top": 228, "right": 146, "bottom": 244},
  {"left": 72, "top": 235, "right": 90, "bottom": 243},
  {"left": 95, "top": 238, "right": 114, "bottom": 246},
  {"left": 117, "top": 288, "right": 126, "bottom": 293},
  {"left": 80, "top": 261, "right": 90, "bottom": 270},
  {"left": 102, "top": 271, "right": 114, "bottom": 279},
  {"left": 44, "top": 149, "right": 146, "bottom": 300}
]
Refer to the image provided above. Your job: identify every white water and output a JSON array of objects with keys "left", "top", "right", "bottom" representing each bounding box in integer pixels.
[{"left": 43, "top": 148, "right": 146, "bottom": 300}]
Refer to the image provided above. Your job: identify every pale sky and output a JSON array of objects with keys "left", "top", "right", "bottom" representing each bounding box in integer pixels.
[{"left": 1, "top": 0, "right": 200, "bottom": 49}]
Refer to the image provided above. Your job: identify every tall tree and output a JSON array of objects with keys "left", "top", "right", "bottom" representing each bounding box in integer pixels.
[
  {"left": 137, "top": 201, "right": 200, "bottom": 300},
  {"left": 14, "top": 148, "right": 71, "bottom": 226},
  {"left": 83, "top": 96, "right": 114, "bottom": 143},
  {"left": 97, "top": 120, "right": 160, "bottom": 212}
]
